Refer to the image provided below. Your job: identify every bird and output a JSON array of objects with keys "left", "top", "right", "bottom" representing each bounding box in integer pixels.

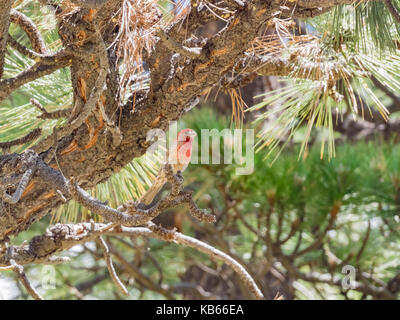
[{"left": 140, "top": 128, "right": 197, "bottom": 205}]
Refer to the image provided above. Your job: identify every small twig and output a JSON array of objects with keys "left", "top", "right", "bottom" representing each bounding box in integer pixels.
[
  {"left": 298, "top": 270, "right": 395, "bottom": 300},
  {"left": 2, "top": 168, "right": 34, "bottom": 204},
  {"left": 69, "top": 71, "right": 107, "bottom": 127},
  {"left": 108, "top": 240, "right": 174, "bottom": 299},
  {"left": 56, "top": 190, "right": 67, "bottom": 202},
  {"left": 150, "top": 229, "right": 265, "bottom": 300},
  {"left": 30, "top": 98, "right": 71, "bottom": 120},
  {"left": 68, "top": 178, "right": 157, "bottom": 226},
  {"left": 182, "top": 191, "right": 216, "bottom": 223},
  {"left": 264, "top": 198, "right": 274, "bottom": 268},
  {"left": 0, "top": 128, "right": 42, "bottom": 150},
  {"left": 158, "top": 31, "right": 202, "bottom": 59},
  {"left": 7, "top": 37, "right": 69, "bottom": 66},
  {"left": 0, "top": 151, "right": 37, "bottom": 205},
  {"left": 7, "top": 35, "right": 42, "bottom": 61},
  {"left": 97, "top": 236, "right": 129, "bottom": 296},
  {"left": 235, "top": 208, "right": 264, "bottom": 238},
  {"left": 10, "top": 260, "right": 43, "bottom": 300},
  {"left": 355, "top": 220, "right": 371, "bottom": 264},
  {"left": 292, "top": 205, "right": 338, "bottom": 258},
  {"left": 277, "top": 217, "right": 301, "bottom": 246},
  {"left": 291, "top": 231, "right": 303, "bottom": 256},
  {"left": 0, "top": 51, "right": 71, "bottom": 104},
  {"left": 0, "top": 265, "right": 14, "bottom": 271}
]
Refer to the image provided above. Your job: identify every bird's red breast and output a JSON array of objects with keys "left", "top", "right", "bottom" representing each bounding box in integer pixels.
[{"left": 170, "top": 128, "right": 196, "bottom": 172}]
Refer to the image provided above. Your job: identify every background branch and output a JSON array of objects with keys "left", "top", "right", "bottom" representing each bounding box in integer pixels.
[{"left": 0, "top": 222, "right": 264, "bottom": 300}]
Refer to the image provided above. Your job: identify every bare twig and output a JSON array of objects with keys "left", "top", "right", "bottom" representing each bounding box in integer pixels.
[
  {"left": 0, "top": 265, "right": 14, "bottom": 271},
  {"left": 0, "top": 150, "right": 38, "bottom": 205},
  {"left": 173, "top": 232, "right": 264, "bottom": 300},
  {"left": 292, "top": 204, "right": 338, "bottom": 257},
  {"left": 10, "top": 260, "right": 43, "bottom": 300},
  {"left": 2, "top": 168, "right": 34, "bottom": 204},
  {"left": 42, "top": 126, "right": 59, "bottom": 164},
  {"left": 355, "top": 221, "right": 371, "bottom": 264},
  {"left": 97, "top": 236, "right": 129, "bottom": 296},
  {"left": 30, "top": 99, "right": 71, "bottom": 120},
  {"left": 158, "top": 30, "right": 202, "bottom": 59},
  {"left": 0, "top": 128, "right": 42, "bottom": 150},
  {"left": 0, "top": 52, "right": 71, "bottom": 103},
  {"left": 68, "top": 173, "right": 215, "bottom": 226},
  {"left": 7, "top": 35, "right": 43, "bottom": 61},
  {"left": 108, "top": 241, "right": 174, "bottom": 299}
]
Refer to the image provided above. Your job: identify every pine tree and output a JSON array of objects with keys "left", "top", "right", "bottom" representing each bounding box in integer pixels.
[{"left": 0, "top": 0, "right": 400, "bottom": 300}]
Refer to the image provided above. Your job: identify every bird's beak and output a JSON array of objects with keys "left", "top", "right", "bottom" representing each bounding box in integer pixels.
[{"left": 187, "top": 131, "right": 197, "bottom": 137}]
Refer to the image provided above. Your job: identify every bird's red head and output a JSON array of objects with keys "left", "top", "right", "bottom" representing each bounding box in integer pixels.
[{"left": 177, "top": 128, "right": 197, "bottom": 143}]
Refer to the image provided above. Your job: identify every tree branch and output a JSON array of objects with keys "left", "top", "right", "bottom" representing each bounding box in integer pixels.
[
  {"left": 10, "top": 9, "right": 47, "bottom": 54},
  {"left": 68, "top": 164, "right": 215, "bottom": 226},
  {"left": 0, "top": 51, "right": 71, "bottom": 103},
  {"left": 97, "top": 236, "right": 129, "bottom": 296},
  {"left": 0, "top": 128, "right": 42, "bottom": 151},
  {"left": 7, "top": 35, "right": 43, "bottom": 61},
  {"left": 30, "top": 98, "right": 71, "bottom": 120},
  {"left": 10, "top": 259, "right": 43, "bottom": 300}
]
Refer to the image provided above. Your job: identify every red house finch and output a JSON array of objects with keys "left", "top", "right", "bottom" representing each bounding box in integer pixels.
[{"left": 140, "top": 128, "right": 197, "bottom": 205}]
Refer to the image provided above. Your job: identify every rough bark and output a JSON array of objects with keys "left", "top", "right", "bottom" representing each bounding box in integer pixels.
[{"left": 0, "top": 0, "right": 14, "bottom": 79}]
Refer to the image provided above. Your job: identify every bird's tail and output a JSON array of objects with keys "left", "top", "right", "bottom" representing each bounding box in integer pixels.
[{"left": 140, "top": 176, "right": 167, "bottom": 205}]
